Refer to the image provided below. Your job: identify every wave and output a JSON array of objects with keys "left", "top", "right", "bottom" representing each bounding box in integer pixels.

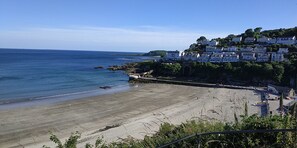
[
  {"left": 0, "top": 84, "right": 131, "bottom": 107},
  {"left": 0, "top": 76, "right": 21, "bottom": 81}
]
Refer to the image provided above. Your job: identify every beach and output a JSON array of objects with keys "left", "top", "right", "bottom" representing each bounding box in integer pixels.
[{"left": 0, "top": 83, "right": 261, "bottom": 148}]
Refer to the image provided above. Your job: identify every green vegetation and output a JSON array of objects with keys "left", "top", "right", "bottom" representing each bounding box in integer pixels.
[
  {"left": 44, "top": 114, "right": 297, "bottom": 148},
  {"left": 143, "top": 50, "right": 166, "bottom": 57},
  {"left": 135, "top": 57, "right": 297, "bottom": 86},
  {"left": 193, "top": 27, "right": 297, "bottom": 48},
  {"left": 261, "top": 27, "right": 297, "bottom": 38}
]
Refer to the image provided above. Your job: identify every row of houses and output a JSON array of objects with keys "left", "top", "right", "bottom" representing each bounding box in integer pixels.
[
  {"left": 165, "top": 50, "right": 285, "bottom": 63},
  {"left": 232, "top": 36, "right": 296, "bottom": 45},
  {"left": 204, "top": 46, "right": 289, "bottom": 53},
  {"left": 197, "top": 36, "right": 296, "bottom": 47}
]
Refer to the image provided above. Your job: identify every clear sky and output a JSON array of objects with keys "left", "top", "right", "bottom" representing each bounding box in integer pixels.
[{"left": 0, "top": 0, "right": 296, "bottom": 52}]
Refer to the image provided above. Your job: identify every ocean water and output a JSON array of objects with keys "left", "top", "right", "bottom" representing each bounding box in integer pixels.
[{"left": 0, "top": 49, "right": 153, "bottom": 106}]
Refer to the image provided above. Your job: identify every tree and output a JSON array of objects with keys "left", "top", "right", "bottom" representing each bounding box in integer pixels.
[
  {"left": 254, "top": 27, "right": 262, "bottom": 33},
  {"left": 262, "top": 63, "right": 273, "bottom": 79},
  {"left": 245, "top": 28, "right": 254, "bottom": 37},
  {"left": 272, "top": 64, "right": 285, "bottom": 83},
  {"left": 254, "top": 27, "right": 262, "bottom": 39},
  {"left": 196, "top": 36, "right": 207, "bottom": 42},
  {"left": 159, "top": 63, "right": 181, "bottom": 76},
  {"left": 279, "top": 93, "right": 284, "bottom": 115}
]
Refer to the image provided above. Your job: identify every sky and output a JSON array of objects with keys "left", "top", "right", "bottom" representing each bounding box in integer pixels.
[{"left": 0, "top": 0, "right": 296, "bottom": 52}]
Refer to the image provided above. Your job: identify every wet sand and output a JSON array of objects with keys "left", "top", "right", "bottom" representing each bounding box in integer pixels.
[{"left": 0, "top": 84, "right": 261, "bottom": 147}]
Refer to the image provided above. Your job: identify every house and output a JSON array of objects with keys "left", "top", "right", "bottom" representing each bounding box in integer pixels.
[
  {"left": 268, "top": 38, "right": 277, "bottom": 44},
  {"left": 278, "top": 48, "right": 289, "bottom": 54},
  {"left": 182, "top": 52, "right": 200, "bottom": 61},
  {"left": 232, "top": 36, "right": 242, "bottom": 43},
  {"left": 257, "top": 36, "right": 270, "bottom": 43},
  {"left": 240, "top": 47, "right": 254, "bottom": 52},
  {"left": 256, "top": 53, "right": 270, "bottom": 62},
  {"left": 222, "top": 52, "right": 239, "bottom": 62},
  {"left": 276, "top": 36, "right": 296, "bottom": 45},
  {"left": 209, "top": 53, "right": 223, "bottom": 63},
  {"left": 241, "top": 52, "right": 256, "bottom": 61},
  {"left": 225, "top": 46, "right": 238, "bottom": 52},
  {"left": 165, "top": 50, "right": 182, "bottom": 61},
  {"left": 198, "top": 53, "right": 212, "bottom": 62},
  {"left": 244, "top": 37, "right": 256, "bottom": 43},
  {"left": 271, "top": 52, "right": 284, "bottom": 62},
  {"left": 268, "top": 84, "right": 295, "bottom": 97},
  {"left": 208, "top": 40, "right": 219, "bottom": 46},
  {"left": 253, "top": 47, "right": 267, "bottom": 53},
  {"left": 205, "top": 46, "right": 223, "bottom": 52},
  {"left": 196, "top": 39, "right": 209, "bottom": 45}
]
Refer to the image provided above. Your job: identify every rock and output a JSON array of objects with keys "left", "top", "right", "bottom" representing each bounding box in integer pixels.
[
  {"left": 99, "top": 86, "right": 112, "bottom": 89},
  {"left": 94, "top": 66, "right": 104, "bottom": 69}
]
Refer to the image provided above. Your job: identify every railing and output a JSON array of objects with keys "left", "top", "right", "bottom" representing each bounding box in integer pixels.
[{"left": 157, "top": 129, "right": 297, "bottom": 148}]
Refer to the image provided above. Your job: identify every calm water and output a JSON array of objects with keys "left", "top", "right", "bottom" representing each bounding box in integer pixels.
[{"left": 0, "top": 49, "right": 152, "bottom": 105}]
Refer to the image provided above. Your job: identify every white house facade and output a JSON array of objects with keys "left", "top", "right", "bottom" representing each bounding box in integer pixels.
[
  {"left": 268, "top": 38, "right": 277, "bottom": 44},
  {"left": 232, "top": 37, "right": 242, "bottom": 43},
  {"left": 241, "top": 52, "right": 256, "bottom": 61},
  {"left": 198, "top": 53, "right": 212, "bottom": 62},
  {"left": 225, "top": 46, "right": 238, "bottom": 52},
  {"left": 222, "top": 52, "right": 239, "bottom": 62},
  {"left": 253, "top": 47, "right": 267, "bottom": 53},
  {"left": 209, "top": 53, "right": 223, "bottom": 63},
  {"left": 244, "top": 37, "right": 256, "bottom": 43},
  {"left": 271, "top": 53, "right": 284, "bottom": 62},
  {"left": 278, "top": 48, "right": 289, "bottom": 54},
  {"left": 182, "top": 52, "right": 200, "bottom": 61},
  {"left": 240, "top": 47, "right": 253, "bottom": 52},
  {"left": 276, "top": 36, "right": 296, "bottom": 45},
  {"left": 257, "top": 36, "right": 270, "bottom": 43},
  {"left": 165, "top": 50, "right": 182, "bottom": 60},
  {"left": 205, "top": 46, "right": 223, "bottom": 52},
  {"left": 256, "top": 53, "right": 270, "bottom": 62},
  {"left": 208, "top": 40, "right": 219, "bottom": 46}
]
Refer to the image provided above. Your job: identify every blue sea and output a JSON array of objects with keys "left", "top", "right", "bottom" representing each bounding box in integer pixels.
[{"left": 0, "top": 49, "right": 153, "bottom": 107}]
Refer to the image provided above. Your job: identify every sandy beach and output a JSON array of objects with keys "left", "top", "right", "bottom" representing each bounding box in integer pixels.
[{"left": 0, "top": 83, "right": 261, "bottom": 148}]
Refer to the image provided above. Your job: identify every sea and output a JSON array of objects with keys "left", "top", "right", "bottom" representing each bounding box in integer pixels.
[{"left": 0, "top": 49, "right": 155, "bottom": 108}]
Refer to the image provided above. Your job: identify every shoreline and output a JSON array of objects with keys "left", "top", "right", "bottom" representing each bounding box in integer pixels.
[
  {"left": 0, "top": 83, "right": 261, "bottom": 147},
  {"left": 0, "top": 84, "right": 132, "bottom": 110}
]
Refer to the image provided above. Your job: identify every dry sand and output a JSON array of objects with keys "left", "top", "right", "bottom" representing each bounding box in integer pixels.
[{"left": 0, "top": 84, "right": 261, "bottom": 148}]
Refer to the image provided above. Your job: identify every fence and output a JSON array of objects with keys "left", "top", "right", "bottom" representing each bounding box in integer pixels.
[{"left": 157, "top": 129, "right": 297, "bottom": 148}]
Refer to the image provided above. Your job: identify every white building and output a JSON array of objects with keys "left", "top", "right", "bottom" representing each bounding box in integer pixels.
[
  {"left": 165, "top": 50, "right": 182, "bottom": 61},
  {"left": 268, "top": 38, "right": 277, "bottom": 44},
  {"left": 205, "top": 46, "right": 223, "bottom": 52},
  {"left": 256, "top": 53, "right": 270, "bottom": 62},
  {"left": 276, "top": 36, "right": 296, "bottom": 45},
  {"left": 253, "top": 47, "right": 267, "bottom": 53},
  {"left": 244, "top": 37, "right": 256, "bottom": 43},
  {"left": 257, "top": 36, "right": 270, "bottom": 43},
  {"left": 181, "top": 52, "right": 200, "bottom": 61},
  {"left": 271, "top": 52, "right": 284, "bottom": 62},
  {"left": 232, "top": 36, "right": 242, "bottom": 43},
  {"left": 208, "top": 40, "right": 219, "bottom": 46},
  {"left": 225, "top": 46, "right": 238, "bottom": 52},
  {"left": 198, "top": 53, "right": 212, "bottom": 62},
  {"left": 278, "top": 48, "right": 289, "bottom": 54},
  {"left": 209, "top": 53, "right": 223, "bottom": 63},
  {"left": 240, "top": 47, "right": 253, "bottom": 52},
  {"left": 222, "top": 52, "right": 239, "bottom": 62},
  {"left": 241, "top": 52, "right": 256, "bottom": 61}
]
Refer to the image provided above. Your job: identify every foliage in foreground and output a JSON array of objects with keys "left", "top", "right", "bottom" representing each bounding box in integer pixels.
[{"left": 44, "top": 113, "right": 297, "bottom": 148}]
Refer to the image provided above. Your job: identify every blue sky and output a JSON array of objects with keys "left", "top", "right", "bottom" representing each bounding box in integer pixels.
[{"left": 0, "top": 0, "right": 296, "bottom": 52}]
